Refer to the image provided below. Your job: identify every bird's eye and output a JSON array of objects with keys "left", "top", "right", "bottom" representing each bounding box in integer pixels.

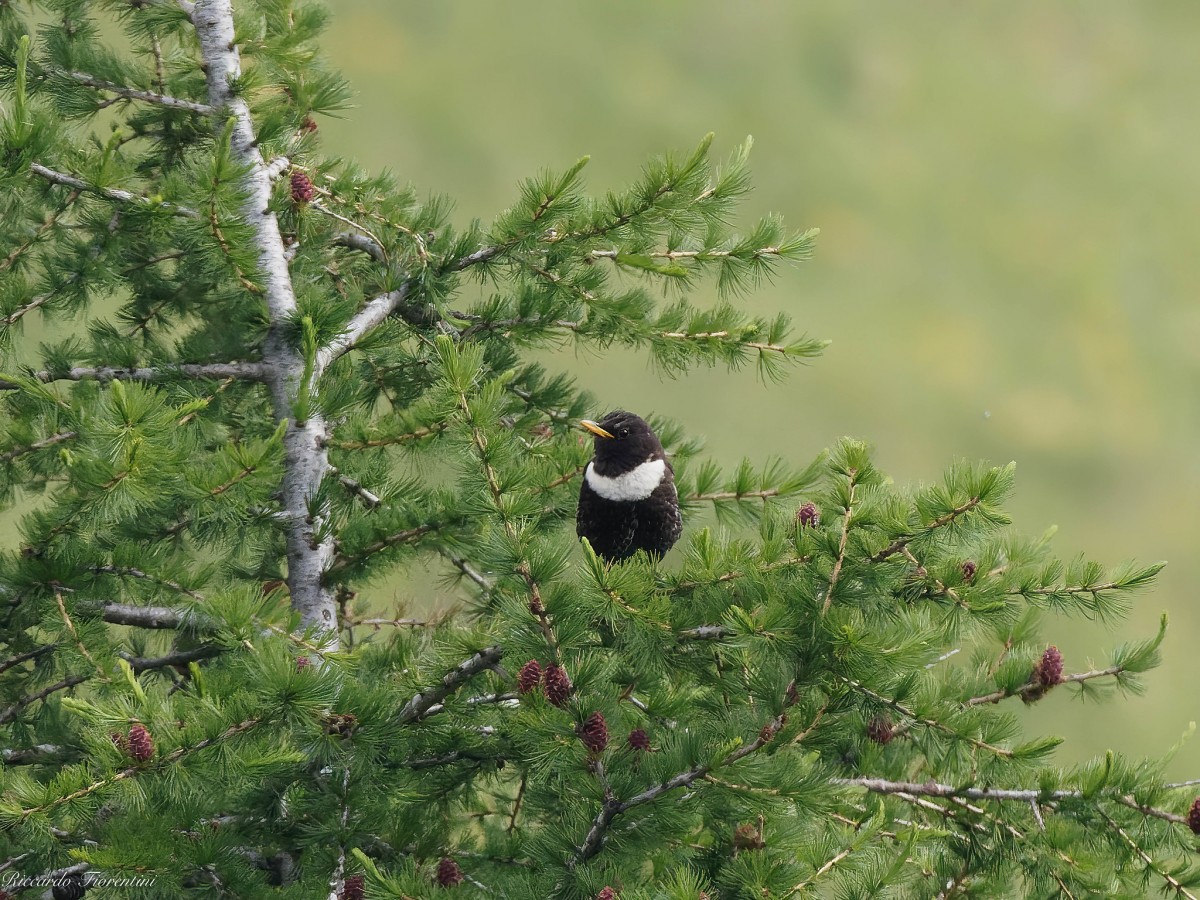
[{"left": 620, "top": 428, "right": 629, "bottom": 438}]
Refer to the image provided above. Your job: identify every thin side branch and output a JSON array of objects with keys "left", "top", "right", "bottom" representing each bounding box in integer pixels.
[
  {"left": 100, "top": 602, "right": 187, "bottom": 629},
  {"left": 846, "top": 679, "right": 1013, "bottom": 758},
  {"left": 121, "top": 644, "right": 223, "bottom": 673},
  {"left": 1101, "top": 810, "right": 1198, "bottom": 900},
  {"left": 59, "top": 70, "right": 216, "bottom": 114},
  {"left": 0, "top": 643, "right": 55, "bottom": 675},
  {"left": 870, "top": 496, "right": 982, "bottom": 563},
  {"left": 314, "top": 283, "right": 415, "bottom": 376},
  {"left": 965, "top": 665, "right": 1126, "bottom": 706},
  {"left": 396, "top": 646, "right": 504, "bottom": 724},
  {"left": 0, "top": 674, "right": 89, "bottom": 725},
  {"left": 837, "top": 776, "right": 1189, "bottom": 826},
  {"left": 0, "top": 361, "right": 269, "bottom": 391},
  {"left": 574, "top": 713, "right": 790, "bottom": 864},
  {"left": 0, "top": 430, "right": 78, "bottom": 463},
  {"left": 29, "top": 162, "right": 199, "bottom": 218},
  {"left": 19, "top": 718, "right": 261, "bottom": 818}
]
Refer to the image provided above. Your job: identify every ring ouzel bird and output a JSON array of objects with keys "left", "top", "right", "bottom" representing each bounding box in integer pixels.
[{"left": 576, "top": 410, "right": 682, "bottom": 563}]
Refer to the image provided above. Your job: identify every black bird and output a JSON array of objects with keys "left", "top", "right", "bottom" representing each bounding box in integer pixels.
[{"left": 576, "top": 410, "right": 682, "bottom": 563}]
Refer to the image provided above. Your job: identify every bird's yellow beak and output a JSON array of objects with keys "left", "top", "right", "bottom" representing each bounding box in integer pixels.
[{"left": 579, "top": 419, "right": 615, "bottom": 440}]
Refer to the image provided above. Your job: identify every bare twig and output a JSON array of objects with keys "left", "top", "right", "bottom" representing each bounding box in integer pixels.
[{"left": 337, "top": 474, "right": 382, "bottom": 509}]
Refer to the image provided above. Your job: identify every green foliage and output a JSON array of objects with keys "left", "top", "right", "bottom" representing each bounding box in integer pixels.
[{"left": 0, "top": 1, "right": 1190, "bottom": 899}]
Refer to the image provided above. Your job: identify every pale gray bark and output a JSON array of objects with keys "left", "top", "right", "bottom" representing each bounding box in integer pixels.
[
  {"left": 192, "top": 0, "right": 338, "bottom": 647},
  {"left": 0, "top": 361, "right": 268, "bottom": 391}
]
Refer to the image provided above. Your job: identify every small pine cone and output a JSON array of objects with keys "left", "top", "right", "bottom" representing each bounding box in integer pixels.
[
  {"left": 296, "top": 656, "right": 311, "bottom": 671},
  {"left": 340, "top": 874, "right": 365, "bottom": 900},
  {"left": 290, "top": 171, "right": 315, "bottom": 203},
  {"left": 961, "top": 559, "right": 977, "bottom": 582},
  {"left": 627, "top": 728, "right": 650, "bottom": 751},
  {"left": 1034, "top": 646, "right": 1064, "bottom": 687},
  {"left": 128, "top": 723, "right": 154, "bottom": 762},
  {"left": 732, "top": 822, "right": 766, "bottom": 852},
  {"left": 323, "top": 712, "right": 358, "bottom": 739},
  {"left": 759, "top": 717, "right": 784, "bottom": 744},
  {"left": 866, "top": 715, "right": 894, "bottom": 745},
  {"left": 596, "top": 888, "right": 617, "bottom": 900},
  {"left": 299, "top": 115, "right": 319, "bottom": 135},
  {"left": 110, "top": 732, "right": 127, "bottom": 753},
  {"left": 517, "top": 659, "right": 543, "bottom": 695},
  {"left": 529, "top": 595, "right": 546, "bottom": 616},
  {"left": 1186, "top": 798, "right": 1200, "bottom": 836},
  {"left": 436, "top": 857, "right": 463, "bottom": 887},
  {"left": 543, "top": 664, "right": 572, "bottom": 707},
  {"left": 577, "top": 711, "right": 609, "bottom": 753},
  {"left": 796, "top": 502, "right": 820, "bottom": 528}
]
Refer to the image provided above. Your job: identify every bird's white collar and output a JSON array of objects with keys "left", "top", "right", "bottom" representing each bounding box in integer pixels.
[{"left": 584, "top": 458, "right": 666, "bottom": 502}]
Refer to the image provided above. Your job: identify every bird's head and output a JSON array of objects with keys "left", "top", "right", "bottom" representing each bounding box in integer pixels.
[{"left": 579, "top": 410, "right": 664, "bottom": 474}]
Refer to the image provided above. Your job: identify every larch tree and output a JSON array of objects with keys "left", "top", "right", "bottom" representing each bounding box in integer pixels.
[{"left": 0, "top": 2, "right": 1197, "bottom": 899}]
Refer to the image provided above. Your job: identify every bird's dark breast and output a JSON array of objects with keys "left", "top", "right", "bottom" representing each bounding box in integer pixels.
[{"left": 577, "top": 477, "right": 683, "bottom": 563}]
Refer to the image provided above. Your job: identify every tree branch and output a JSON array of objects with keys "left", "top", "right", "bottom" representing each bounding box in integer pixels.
[
  {"left": 870, "top": 496, "right": 982, "bottom": 563},
  {"left": 28, "top": 162, "right": 199, "bottom": 218},
  {"left": 574, "top": 713, "right": 788, "bottom": 864},
  {"left": 327, "top": 522, "right": 441, "bottom": 577},
  {"left": 396, "top": 646, "right": 504, "bottom": 724},
  {"left": 0, "top": 643, "right": 55, "bottom": 675},
  {"left": 2, "top": 743, "right": 68, "bottom": 766},
  {"left": 314, "top": 283, "right": 416, "bottom": 376},
  {"left": 18, "top": 717, "right": 261, "bottom": 819},
  {"left": 100, "top": 602, "right": 187, "bottom": 629},
  {"left": 58, "top": 69, "right": 216, "bottom": 115},
  {"left": 0, "top": 674, "right": 89, "bottom": 725},
  {"left": 845, "top": 678, "right": 1013, "bottom": 758},
  {"left": 685, "top": 487, "right": 783, "bottom": 503},
  {"left": 0, "top": 361, "right": 269, "bottom": 391},
  {"left": 965, "top": 665, "right": 1126, "bottom": 706},
  {"left": 835, "top": 776, "right": 1189, "bottom": 826},
  {"left": 0, "top": 430, "right": 78, "bottom": 464},
  {"left": 121, "top": 644, "right": 223, "bottom": 673}
]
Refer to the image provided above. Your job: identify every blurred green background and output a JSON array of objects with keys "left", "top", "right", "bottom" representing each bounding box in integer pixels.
[{"left": 317, "top": 1, "right": 1200, "bottom": 776}]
